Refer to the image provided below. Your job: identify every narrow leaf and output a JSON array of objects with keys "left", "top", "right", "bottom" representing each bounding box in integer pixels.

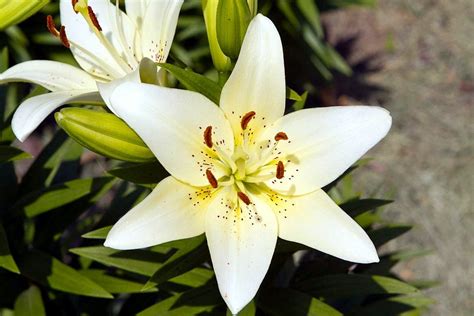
[
  {"left": 0, "top": 146, "right": 31, "bottom": 163},
  {"left": 14, "top": 286, "right": 45, "bottom": 316},
  {"left": 258, "top": 288, "right": 342, "bottom": 316},
  {"left": 70, "top": 246, "right": 167, "bottom": 277},
  {"left": 295, "top": 274, "right": 419, "bottom": 298},
  {"left": 138, "top": 284, "right": 222, "bottom": 316},
  {"left": 79, "top": 269, "right": 157, "bottom": 294},
  {"left": 143, "top": 235, "right": 208, "bottom": 290},
  {"left": 369, "top": 225, "right": 413, "bottom": 247},
  {"left": 13, "top": 177, "right": 114, "bottom": 217},
  {"left": 354, "top": 295, "right": 434, "bottom": 316},
  {"left": 159, "top": 63, "right": 222, "bottom": 104},
  {"left": 108, "top": 161, "right": 167, "bottom": 185},
  {"left": 0, "top": 222, "right": 19, "bottom": 274},
  {"left": 339, "top": 199, "right": 393, "bottom": 217},
  {"left": 82, "top": 226, "right": 112, "bottom": 239},
  {"left": 18, "top": 250, "right": 112, "bottom": 298}
]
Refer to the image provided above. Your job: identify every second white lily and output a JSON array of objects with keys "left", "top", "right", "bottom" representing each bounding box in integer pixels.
[
  {"left": 104, "top": 14, "right": 392, "bottom": 314},
  {"left": 0, "top": 0, "right": 183, "bottom": 141}
]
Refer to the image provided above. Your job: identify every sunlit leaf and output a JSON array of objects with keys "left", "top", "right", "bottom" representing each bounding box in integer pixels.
[
  {"left": 0, "top": 146, "right": 31, "bottom": 163},
  {"left": 0, "top": 222, "right": 19, "bottom": 274},
  {"left": 14, "top": 286, "right": 45, "bottom": 316},
  {"left": 79, "top": 269, "right": 157, "bottom": 294}
]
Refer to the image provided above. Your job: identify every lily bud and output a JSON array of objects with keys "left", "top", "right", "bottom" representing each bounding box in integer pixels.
[
  {"left": 247, "top": 0, "right": 258, "bottom": 16},
  {"left": 202, "top": 0, "right": 232, "bottom": 72},
  {"left": 216, "top": 0, "right": 252, "bottom": 59},
  {"left": 55, "top": 108, "right": 155, "bottom": 163}
]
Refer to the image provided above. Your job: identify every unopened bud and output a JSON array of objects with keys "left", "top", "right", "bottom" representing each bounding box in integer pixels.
[
  {"left": 216, "top": 0, "right": 252, "bottom": 59},
  {"left": 55, "top": 108, "right": 155, "bottom": 163}
]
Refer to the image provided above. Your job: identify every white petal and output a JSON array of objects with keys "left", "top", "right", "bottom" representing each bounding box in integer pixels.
[
  {"left": 125, "top": 0, "right": 148, "bottom": 29},
  {"left": 260, "top": 106, "right": 392, "bottom": 195},
  {"left": 206, "top": 188, "right": 277, "bottom": 314},
  {"left": 110, "top": 82, "right": 234, "bottom": 186},
  {"left": 271, "top": 189, "right": 379, "bottom": 263},
  {"left": 220, "top": 14, "right": 285, "bottom": 135},
  {"left": 97, "top": 66, "right": 140, "bottom": 115},
  {"left": 0, "top": 60, "right": 97, "bottom": 91},
  {"left": 105, "top": 177, "right": 207, "bottom": 250},
  {"left": 140, "top": 0, "right": 183, "bottom": 63},
  {"left": 60, "top": 0, "right": 137, "bottom": 79},
  {"left": 12, "top": 90, "right": 102, "bottom": 142}
]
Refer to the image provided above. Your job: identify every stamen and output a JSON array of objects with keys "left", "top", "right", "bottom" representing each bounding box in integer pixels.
[
  {"left": 276, "top": 161, "right": 285, "bottom": 179},
  {"left": 275, "top": 132, "right": 288, "bottom": 141},
  {"left": 88, "top": 6, "right": 102, "bottom": 31},
  {"left": 241, "top": 111, "right": 256, "bottom": 130},
  {"left": 71, "top": 0, "right": 79, "bottom": 13},
  {"left": 59, "top": 26, "right": 70, "bottom": 48},
  {"left": 237, "top": 192, "right": 251, "bottom": 205},
  {"left": 204, "top": 126, "right": 213, "bottom": 148},
  {"left": 46, "top": 15, "right": 59, "bottom": 37},
  {"left": 206, "top": 169, "right": 218, "bottom": 188}
]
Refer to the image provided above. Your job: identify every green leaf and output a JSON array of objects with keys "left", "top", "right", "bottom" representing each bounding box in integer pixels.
[
  {"left": 258, "top": 288, "right": 342, "bottom": 316},
  {"left": 13, "top": 177, "right": 114, "bottom": 217},
  {"left": 70, "top": 246, "right": 166, "bottom": 277},
  {"left": 0, "top": 222, "right": 19, "bottom": 274},
  {"left": 143, "top": 235, "right": 208, "bottom": 290},
  {"left": 79, "top": 269, "right": 157, "bottom": 294},
  {"left": 137, "top": 284, "right": 222, "bottom": 316},
  {"left": 14, "top": 286, "right": 45, "bottom": 316},
  {"left": 169, "top": 267, "right": 214, "bottom": 288},
  {"left": 20, "top": 130, "right": 82, "bottom": 192},
  {"left": 296, "top": 0, "right": 323, "bottom": 37},
  {"left": 339, "top": 199, "right": 393, "bottom": 217},
  {"left": 353, "top": 295, "right": 434, "bottom": 316},
  {"left": 0, "top": 146, "right": 31, "bottom": 163},
  {"left": 227, "top": 301, "right": 256, "bottom": 316},
  {"left": 369, "top": 225, "right": 413, "bottom": 247},
  {"left": 108, "top": 161, "right": 168, "bottom": 185},
  {"left": 295, "top": 274, "right": 419, "bottom": 298},
  {"left": 82, "top": 226, "right": 112, "bottom": 239},
  {"left": 18, "top": 250, "right": 112, "bottom": 298},
  {"left": 159, "top": 63, "right": 222, "bottom": 104}
]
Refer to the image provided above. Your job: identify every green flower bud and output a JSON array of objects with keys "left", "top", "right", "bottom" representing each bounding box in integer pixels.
[
  {"left": 0, "top": 0, "right": 49, "bottom": 30},
  {"left": 202, "top": 0, "right": 233, "bottom": 72},
  {"left": 247, "top": 0, "right": 258, "bottom": 16},
  {"left": 216, "top": 0, "right": 252, "bottom": 59},
  {"left": 55, "top": 108, "right": 155, "bottom": 163}
]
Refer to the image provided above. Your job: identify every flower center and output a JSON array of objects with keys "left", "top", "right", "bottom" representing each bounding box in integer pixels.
[{"left": 202, "top": 111, "right": 289, "bottom": 204}]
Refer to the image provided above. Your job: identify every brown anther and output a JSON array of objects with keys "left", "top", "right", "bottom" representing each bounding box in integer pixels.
[
  {"left": 274, "top": 132, "right": 288, "bottom": 141},
  {"left": 46, "top": 15, "right": 59, "bottom": 37},
  {"left": 204, "top": 126, "right": 213, "bottom": 148},
  {"left": 59, "top": 26, "right": 70, "bottom": 48},
  {"left": 237, "top": 192, "right": 251, "bottom": 205},
  {"left": 276, "top": 161, "right": 285, "bottom": 179},
  {"left": 240, "top": 111, "right": 256, "bottom": 130},
  {"left": 206, "top": 169, "right": 218, "bottom": 188},
  {"left": 71, "top": 0, "right": 79, "bottom": 13},
  {"left": 88, "top": 6, "right": 102, "bottom": 31}
]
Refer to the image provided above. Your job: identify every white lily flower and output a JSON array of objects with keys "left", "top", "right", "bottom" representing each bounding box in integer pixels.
[
  {"left": 0, "top": 0, "right": 183, "bottom": 141},
  {"left": 104, "top": 14, "right": 392, "bottom": 314}
]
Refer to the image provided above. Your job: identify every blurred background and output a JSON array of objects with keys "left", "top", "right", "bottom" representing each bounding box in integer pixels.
[
  {"left": 338, "top": 1, "right": 473, "bottom": 315},
  {"left": 0, "top": 0, "right": 472, "bottom": 315}
]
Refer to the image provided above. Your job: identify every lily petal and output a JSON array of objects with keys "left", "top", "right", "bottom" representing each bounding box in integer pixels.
[
  {"left": 60, "top": 0, "right": 136, "bottom": 79},
  {"left": 206, "top": 188, "right": 277, "bottom": 314},
  {"left": 125, "top": 0, "right": 148, "bottom": 29},
  {"left": 12, "top": 90, "right": 102, "bottom": 141},
  {"left": 110, "top": 82, "right": 234, "bottom": 186},
  {"left": 272, "top": 188, "right": 379, "bottom": 263},
  {"left": 140, "top": 0, "right": 183, "bottom": 63},
  {"left": 97, "top": 66, "right": 140, "bottom": 114},
  {"left": 105, "top": 176, "right": 206, "bottom": 250},
  {"left": 260, "top": 106, "right": 392, "bottom": 195},
  {"left": 220, "top": 14, "right": 285, "bottom": 135},
  {"left": 0, "top": 60, "right": 97, "bottom": 91}
]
